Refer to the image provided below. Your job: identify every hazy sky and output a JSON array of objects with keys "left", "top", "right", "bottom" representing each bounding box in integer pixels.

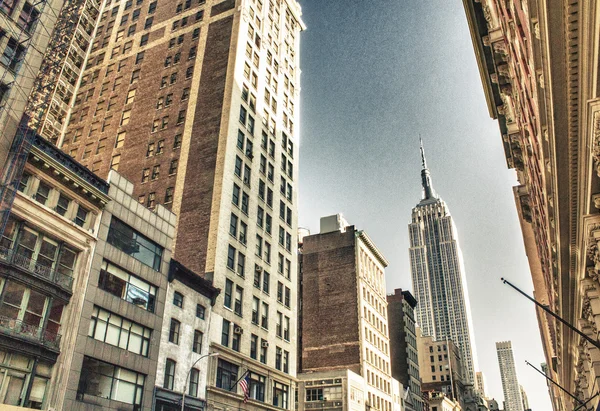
[{"left": 297, "top": 1, "right": 551, "bottom": 409}]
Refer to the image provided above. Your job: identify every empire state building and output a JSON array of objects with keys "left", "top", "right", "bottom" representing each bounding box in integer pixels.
[{"left": 408, "top": 141, "right": 478, "bottom": 385}]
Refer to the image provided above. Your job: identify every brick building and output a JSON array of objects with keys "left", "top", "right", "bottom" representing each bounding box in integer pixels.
[
  {"left": 299, "top": 214, "right": 396, "bottom": 411},
  {"left": 40, "top": 0, "right": 305, "bottom": 410},
  {"left": 387, "top": 289, "right": 423, "bottom": 411}
]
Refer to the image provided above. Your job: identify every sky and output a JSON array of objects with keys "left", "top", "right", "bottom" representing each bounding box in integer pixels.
[{"left": 296, "top": 1, "right": 552, "bottom": 410}]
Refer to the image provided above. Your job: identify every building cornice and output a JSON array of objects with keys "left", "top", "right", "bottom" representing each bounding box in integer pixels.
[
  {"left": 30, "top": 134, "right": 110, "bottom": 206},
  {"left": 356, "top": 231, "right": 389, "bottom": 267}
]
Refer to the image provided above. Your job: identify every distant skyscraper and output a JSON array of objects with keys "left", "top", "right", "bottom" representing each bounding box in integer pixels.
[
  {"left": 496, "top": 341, "right": 524, "bottom": 411},
  {"left": 476, "top": 371, "right": 487, "bottom": 398},
  {"left": 408, "top": 140, "right": 478, "bottom": 384},
  {"left": 520, "top": 385, "right": 530, "bottom": 410}
]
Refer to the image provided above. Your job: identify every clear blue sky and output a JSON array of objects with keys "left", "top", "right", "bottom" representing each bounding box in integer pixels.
[{"left": 297, "top": 1, "right": 552, "bottom": 409}]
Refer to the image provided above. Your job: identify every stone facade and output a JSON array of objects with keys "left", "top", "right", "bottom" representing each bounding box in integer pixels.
[
  {"left": 64, "top": 170, "right": 176, "bottom": 411},
  {"left": 463, "top": 1, "right": 600, "bottom": 409},
  {"left": 154, "top": 259, "right": 220, "bottom": 411},
  {"left": 0, "top": 134, "right": 108, "bottom": 409}
]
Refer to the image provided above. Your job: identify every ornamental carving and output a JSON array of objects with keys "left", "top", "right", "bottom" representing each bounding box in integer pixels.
[
  {"left": 585, "top": 223, "right": 600, "bottom": 269},
  {"left": 592, "top": 111, "right": 600, "bottom": 177}
]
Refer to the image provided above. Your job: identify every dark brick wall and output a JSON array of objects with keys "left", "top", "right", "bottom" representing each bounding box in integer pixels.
[
  {"left": 174, "top": 16, "right": 233, "bottom": 275},
  {"left": 300, "top": 227, "right": 361, "bottom": 373},
  {"left": 387, "top": 292, "right": 410, "bottom": 385}
]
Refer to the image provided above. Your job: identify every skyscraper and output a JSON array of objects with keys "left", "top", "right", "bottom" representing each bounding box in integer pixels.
[
  {"left": 496, "top": 341, "right": 524, "bottom": 411},
  {"left": 408, "top": 140, "right": 477, "bottom": 385},
  {"left": 37, "top": 0, "right": 305, "bottom": 409}
]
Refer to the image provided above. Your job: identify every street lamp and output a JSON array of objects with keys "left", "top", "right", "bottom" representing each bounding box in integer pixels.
[{"left": 182, "top": 352, "right": 220, "bottom": 411}]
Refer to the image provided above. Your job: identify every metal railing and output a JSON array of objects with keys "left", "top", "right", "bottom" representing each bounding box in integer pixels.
[
  {"left": 0, "top": 245, "right": 73, "bottom": 290},
  {"left": 0, "top": 315, "right": 61, "bottom": 349}
]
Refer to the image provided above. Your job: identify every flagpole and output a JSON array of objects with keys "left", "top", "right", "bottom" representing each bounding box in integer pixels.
[{"left": 230, "top": 369, "right": 250, "bottom": 391}]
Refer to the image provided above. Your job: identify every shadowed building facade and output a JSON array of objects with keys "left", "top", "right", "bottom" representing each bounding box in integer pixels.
[
  {"left": 387, "top": 289, "right": 423, "bottom": 411},
  {"left": 463, "top": 0, "right": 600, "bottom": 409}
]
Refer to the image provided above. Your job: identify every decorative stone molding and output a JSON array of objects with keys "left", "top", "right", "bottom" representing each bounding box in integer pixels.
[
  {"left": 591, "top": 111, "right": 600, "bottom": 177},
  {"left": 585, "top": 223, "right": 600, "bottom": 270},
  {"left": 593, "top": 193, "right": 600, "bottom": 210}
]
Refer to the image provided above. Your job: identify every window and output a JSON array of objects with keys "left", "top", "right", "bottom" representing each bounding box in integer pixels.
[
  {"left": 249, "top": 372, "right": 266, "bottom": 401},
  {"left": 89, "top": 306, "right": 151, "bottom": 356},
  {"left": 189, "top": 368, "right": 200, "bottom": 397},
  {"left": 169, "top": 318, "right": 180, "bottom": 344},
  {"left": 252, "top": 297, "right": 259, "bottom": 324},
  {"left": 250, "top": 334, "right": 258, "bottom": 359},
  {"left": 121, "top": 109, "right": 131, "bottom": 125},
  {"left": 165, "top": 187, "right": 174, "bottom": 203},
  {"left": 98, "top": 260, "right": 157, "bottom": 311},
  {"left": 263, "top": 271, "right": 269, "bottom": 294},
  {"left": 234, "top": 285, "right": 243, "bottom": 316},
  {"left": 35, "top": 181, "right": 51, "bottom": 205},
  {"left": 193, "top": 330, "right": 203, "bottom": 353},
  {"left": 0, "top": 0, "right": 16, "bottom": 15},
  {"left": 196, "top": 304, "right": 205, "bottom": 319},
  {"left": 241, "top": 192, "right": 249, "bottom": 214},
  {"left": 75, "top": 205, "right": 89, "bottom": 227},
  {"left": 237, "top": 252, "right": 245, "bottom": 276},
  {"left": 18, "top": 2, "right": 39, "bottom": 32},
  {"left": 140, "top": 33, "right": 149, "bottom": 46},
  {"left": 260, "top": 339, "right": 267, "bottom": 363},
  {"left": 1, "top": 38, "right": 26, "bottom": 71},
  {"left": 273, "top": 382, "right": 289, "bottom": 408},
  {"left": 227, "top": 245, "right": 235, "bottom": 270},
  {"left": 107, "top": 218, "right": 163, "bottom": 270},
  {"left": 221, "top": 318, "right": 230, "bottom": 346},
  {"left": 144, "top": 16, "right": 153, "bottom": 29},
  {"left": 78, "top": 357, "right": 145, "bottom": 406},
  {"left": 276, "top": 311, "right": 282, "bottom": 337},
  {"left": 151, "top": 165, "right": 160, "bottom": 180},
  {"left": 232, "top": 184, "right": 240, "bottom": 206},
  {"left": 216, "top": 359, "right": 238, "bottom": 390},
  {"left": 116, "top": 131, "right": 126, "bottom": 147},
  {"left": 174, "top": 134, "right": 182, "bottom": 149},
  {"left": 125, "top": 88, "right": 136, "bottom": 104},
  {"left": 239, "top": 222, "right": 247, "bottom": 245},
  {"left": 173, "top": 291, "right": 183, "bottom": 307},
  {"left": 224, "top": 279, "right": 233, "bottom": 308},
  {"left": 275, "top": 347, "right": 282, "bottom": 370},
  {"left": 164, "top": 359, "right": 176, "bottom": 389},
  {"left": 261, "top": 302, "right": 268, "bottom": 329},
  {"left": 283, "top": 351, "right": 289, "bottom": 373},
  {"left": 56, "top": 194, "right": 70, "bottom": 216},
  {"left": 306, "top": 388, "right": 323, "bottom": 401},
  {"left": 148, "top": 1, "right": 157, "bottom": 13}
]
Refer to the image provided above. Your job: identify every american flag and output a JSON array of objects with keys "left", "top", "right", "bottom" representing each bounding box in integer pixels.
[{"left": 239, "top": 373, "right": 250, "bottom": 403}]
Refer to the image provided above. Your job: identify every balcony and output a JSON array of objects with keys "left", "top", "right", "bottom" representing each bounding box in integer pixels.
[
  {"left": 0, "top": 315, "right": 61, "bottom": 350},
  {"left": 0, "top": 246, "right": 74, "bottom": 291}
]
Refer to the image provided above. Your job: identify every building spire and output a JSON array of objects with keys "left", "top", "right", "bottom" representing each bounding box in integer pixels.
[{"left": 420, "top": 137, "right": 437, "bottom": 200}]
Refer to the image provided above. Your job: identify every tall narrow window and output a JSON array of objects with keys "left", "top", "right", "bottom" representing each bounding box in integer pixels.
[
  {"left": 164, "top": 359, "right": 176, "bottom": 389},
  {"left": 169, "top": 318, "right": 180, "bottom": 344}
]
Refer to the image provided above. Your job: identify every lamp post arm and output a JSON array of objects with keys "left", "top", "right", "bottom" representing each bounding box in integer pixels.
[{"left": 182, "top": 353, "right": 218, "bottom": 411}]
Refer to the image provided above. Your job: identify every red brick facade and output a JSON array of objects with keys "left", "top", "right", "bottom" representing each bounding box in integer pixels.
[{"left": 300, "top": 227, "right": 361, "bottom": 374}]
